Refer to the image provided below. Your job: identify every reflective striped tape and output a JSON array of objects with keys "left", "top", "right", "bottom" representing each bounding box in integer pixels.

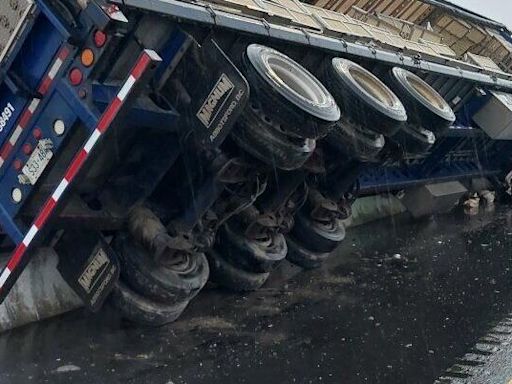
[
  {"left": 0, "top": 47, "right": 70, "bottom": 168},
  {"left": 0, "top": 50, "right": 161, "bottom": 300}
]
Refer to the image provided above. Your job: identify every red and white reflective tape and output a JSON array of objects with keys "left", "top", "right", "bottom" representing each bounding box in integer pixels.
[
  {"left": 0, "top": 49, "right": 161, "bottom": 296},
  {"left": 0, "top": 47, "right": 70, "bottom": 169}
]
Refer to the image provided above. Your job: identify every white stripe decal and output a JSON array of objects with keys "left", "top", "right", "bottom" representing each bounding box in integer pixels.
[
  {"left": 9, "top": 126, "right": 23, "bottom": 145},
  {"left": 48, "top": 58, "right": 63, "bottom": 80},
  {"left": 23, "top": 225, "right": 38, "bottom": 247},
  {"left": 117, "top": 75, "right": 136, "bottom": 101},
  {"left": 0, "top": 158, "right": 4, "bottom": 167},
  {"left": 145, "top": 50, "right": 162, "bottom": 61},
  {"left": 0, "top": 268, "right": 11, "bottom": 287},
  {"left": 28, "top": 99, "right": 40, "bottom": 113},
  {"left": 83, "top": 129, "right": 101, "bottom": 153},
  {"left": 52, "top": 179, "right": 69, "bottom": 201}
]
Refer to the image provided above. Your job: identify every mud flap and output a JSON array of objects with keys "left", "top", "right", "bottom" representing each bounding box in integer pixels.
[
  {"left": 55, "top": 229, "right": 120, "bottom": 312},
  {"left": 182, "top": 39, "right": 249, "bottom": 147}
]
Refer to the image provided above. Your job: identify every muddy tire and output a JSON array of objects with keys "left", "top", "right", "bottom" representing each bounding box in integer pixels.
[
  {"left": 207, "top": 249, "right": 270, "bottom": 291},
  {"left": 114, "top": 234, "right": 209, "bottom": 303},
  {"left": 286, "top": 236, "right": 331, "bottom": 269},
  {"left": 217, "top": 222, "right": 288, "bottom": 273},
  {"left": 243, "top": 44, "right": 340, "bottom": 139},
  {"left": 327, "top": 117, "right": 385, "bottom": 162},
  {"left": 322, "top": 58, "right": 407, "bottom": 137},
  {"left": 386, "top": 67, "right": 455, "bottom": 134},
  {"left": 393, "top": 125, "right": 436, "bottom": 154},
  {"left": 290, "top": 210, "right": 345, "bottom": 253},
  {"left": 232, "top": 101, "right": 316, "bottom": 170},
  {"left": 110, "top": 280, "right": 189, "bottom": 326}
]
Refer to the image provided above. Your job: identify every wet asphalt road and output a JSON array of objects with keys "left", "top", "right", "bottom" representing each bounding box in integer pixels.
[{"left": 2, "top": 208, "right": 512, "bottom": 383}]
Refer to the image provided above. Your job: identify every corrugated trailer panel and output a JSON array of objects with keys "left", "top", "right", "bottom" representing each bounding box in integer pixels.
[
  {"left": 407, "top": 3, "right": 431, "bottom": 23},
  {"left": 311, "top": 0, "right": 512, "bottom": 74},
  {"left": 337, "top": 0, "right": 363, "bottom": 14},
  {"left": 374, "top": 0, "right": 401, "bottom": 15}
]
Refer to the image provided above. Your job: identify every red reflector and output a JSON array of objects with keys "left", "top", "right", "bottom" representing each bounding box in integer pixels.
[
  {"left": 33, "top": 128, "right": 42, "bottom": 140},
  {"left": 13, "top": 159, "right": 22, "bottom": 171},
  {"left": 94, "top": 30, "right": 107, "bottom": 48},
  {"left": 69, "top": 68, "right": 83, "bottom": 86},
  {"left": 23, "top": 143, "right": 32, "bottom": 155}
]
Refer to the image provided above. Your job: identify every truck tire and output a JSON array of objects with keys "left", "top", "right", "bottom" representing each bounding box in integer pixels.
[
  {"left": 327, "top": 117, "right": 385, "bottom": 162},
  {"left": 207, "top": 249, "right": 270, "bottom": 291},
  {"left": 322, "top": 58, "right": 407, "bottom": 137},
  {"left": 393, "top": 125, "right": 436, "bottom": 154},
  {"left": 231, "top": 101, "right": 316, "bottom": 170},
  {"left": 290, "top": 210, "right": 345, "bottom": 253},
  {"left": 244, "top": 44, "right": 340, "bottom": 139},
  {"left": 217, "top": 222, "right": 287, "bottom": 273},
  {"left": 110, "top": 280, "right": 189, "bottom": 326},
  {"left": 114, "top": 234, "right": 209, "bottom": 303},
  {"left": 286, "top": 237, "right": 331, "bottom": 269},
  {"left": 387, "top": 67, "right": 455, "bottom": 134}
]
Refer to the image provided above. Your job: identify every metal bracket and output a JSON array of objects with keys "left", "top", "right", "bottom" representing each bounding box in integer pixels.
[
  {"left": 206, "top": 5, "right": 217, "bottom": 25},
  {"left": 261, "top": 19, "right": 271, "bottom": 36}
]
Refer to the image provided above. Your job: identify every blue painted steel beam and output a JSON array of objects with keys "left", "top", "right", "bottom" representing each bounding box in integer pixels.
[
  {"left": 360, "top": 161, "right": 500, "bottom": 193},
  {"left": 56, "top": 82, "right": 100, "bottom": 132},
  {"left": 0, "top": 204, "right": 23, "bottom": 244},
  {"left": 92, "top": 83, "right": 179, "bottom": 130}
]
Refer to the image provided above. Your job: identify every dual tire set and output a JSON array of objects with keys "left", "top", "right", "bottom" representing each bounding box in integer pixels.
[
  {"left": 110, "top": 233, "right": 209, "bottom": 326},
  {"left": 211, "top": 44, "right": 456, "bottom": 292},
  {"left": 232, "top": 44, "right": 455, "bottom": 168},
  {"left": 111, "top": 43, "right": 456, "bottom": 325},
  {"left": 323, "top": 59, "right": 455, "bottom": 162}
]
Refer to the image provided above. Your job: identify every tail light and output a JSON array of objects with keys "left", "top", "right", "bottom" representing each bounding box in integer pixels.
[
  {"left": 93, "top": 30, "right": 107, "bottom": 48},
  {"left": 69, "top": 68, "right": 83, "bottom": 86}
]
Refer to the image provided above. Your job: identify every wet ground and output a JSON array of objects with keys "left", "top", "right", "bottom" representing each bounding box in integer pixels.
[{"left": 2, "top": 208, "right": 512, "bottom": 383}]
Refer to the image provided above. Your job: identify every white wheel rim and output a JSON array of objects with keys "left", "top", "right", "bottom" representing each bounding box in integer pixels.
[{"left": 247, "top": 44, "right": 340, "bottom": 122}]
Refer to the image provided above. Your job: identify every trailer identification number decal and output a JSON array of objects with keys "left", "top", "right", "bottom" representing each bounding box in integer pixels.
[
  {"left": 0, "top": 103, "right": 15, "bottom": 133},
  {"left": 197, "top": 73, "right": 234, "bottom": 129}
]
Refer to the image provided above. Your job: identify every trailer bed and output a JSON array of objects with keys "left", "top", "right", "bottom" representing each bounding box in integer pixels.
[{"left": 111, "top": 0, "right": 512, "bottom": 90}]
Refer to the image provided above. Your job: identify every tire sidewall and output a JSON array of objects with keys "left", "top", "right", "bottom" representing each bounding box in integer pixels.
[
  {"left": 291, "top": 210, "right": 345, "bottom": 253},
  {"left": 387, "top": 67, "right": 455, "bottom": 133},
  {"left": 328, "top": 119, "right": 385, "bottom": 162},
  {"left": 243, "top": 45, "right": 340, "bottom": 138},
  {"left": 110, "top": 281, "right": 189, "bottom": 326},
  {"left": 286, "top": 236, "right": 330, "bottom": 269},
  {"left": 114, "top": 235, "right": 209, "bottom": 303},
  {"left": 207, "top": 249, "right": 270, "bottom": 291},
  {"left": 323, "top": 58, "right": 406, "bottom": 137},
  {"left": 218, "top": 222, "right": 288, "bottom": 273},
  {"left": 232, "top": 103, "right": 317, "bottom": 170}
]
